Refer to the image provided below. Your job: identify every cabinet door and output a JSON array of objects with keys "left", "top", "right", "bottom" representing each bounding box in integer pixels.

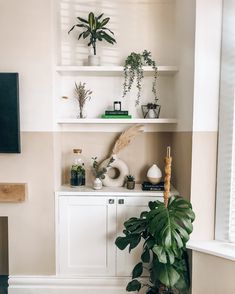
[
  {"left": 116, "top": 197, "right": 161, "bottom": 277},
  {"left": 59, "top": 196, "right": 116, "bottom": 276}
]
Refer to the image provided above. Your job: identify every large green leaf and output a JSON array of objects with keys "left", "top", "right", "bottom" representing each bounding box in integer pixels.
[
  {"left": 148, "top": 196, "right": 194, "bottom": 249},
  {"left": 132, "top": 262, "right": 143, "bottom": 279},
  {"left": 126, "top": 279, "right": 141, "bottom": 292},
  {"left": 141, "top": 246, "right": 150, "bottom": 263},
  {"left": 115, "top": 234, "right": 141, "bottom": 252},
  {"left": 156, "top": 262, "right": 180, "bottom": 288},
  {"left": 152, "top": 245, "right": 167, "bottom": 264}
]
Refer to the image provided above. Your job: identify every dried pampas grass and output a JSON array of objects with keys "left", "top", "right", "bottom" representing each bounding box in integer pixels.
[{"left": 111, "top": 124, "right": 143, "bottom": 155}]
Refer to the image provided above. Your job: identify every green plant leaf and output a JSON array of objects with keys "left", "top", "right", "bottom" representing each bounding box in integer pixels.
[
  {"left": 96, "top": 13, "right": 104, "bottom": 20},
  {"left": 88, "top": 12, "right": 95, "bottom": 28},
  {"left": 83, "top": 30, "right": 90, "bottom": 39},
  {"left": 68, "top": 25, "right": 75, "bottom": 34},
  {"left": 126, "top": 279, "right": 141, "bottom": 292},
  {"left": 100, "top": 17, "right": 110, "bottom": 27},
  {"left": 152, "top": 245, "right": 167, "bottom": 264},
  {"left": 132, "top": 262, "right": 143, "bottom": 279},
  {"left": 156, "top": 263, "right": 180, "bottom": 288},
  {"left": 115, "top": 236, "right": 130, "bottom": 250},
  {"left": 141, "top": 246, "right": 150, "bottom": 263},
  {"left": 77, "top": 16, "right": 89, "bottom": 24}
]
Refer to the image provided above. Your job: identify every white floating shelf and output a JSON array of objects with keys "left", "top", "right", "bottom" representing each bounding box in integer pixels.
[
  {"left": 57, "top": 118, "right": 178, "bottom": 124},
  {"left": 55, "top": 66, "right": 178, "bottom": 76}
]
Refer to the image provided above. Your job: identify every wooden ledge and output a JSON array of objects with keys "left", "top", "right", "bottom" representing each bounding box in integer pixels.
[{"left": 0, "top": 183, "right": 27, "bottom": 202}]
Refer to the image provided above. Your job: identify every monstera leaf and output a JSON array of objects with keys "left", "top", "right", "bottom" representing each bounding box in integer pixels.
[{"left": 115, "top": 196, "right": 195, "bottom": 293}]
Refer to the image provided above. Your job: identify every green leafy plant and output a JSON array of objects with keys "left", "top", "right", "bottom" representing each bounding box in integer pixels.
[
  {"left": 68, "top": 12, "right": 116, "bottom": 56},
  {"left": 127, "top": 175, "right": 135, "bottom": 182},
  {"left": 115, "top": 196, "right": 195, "bottom": 294},
  {"left": 123, "top": 50, "right": 158, "bottom": 106},
  {"left": 92, "top": 156, "right": 114, "bottom": 179}
]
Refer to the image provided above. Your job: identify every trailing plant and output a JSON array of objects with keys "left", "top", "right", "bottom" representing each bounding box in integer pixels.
[
  {"left": 115, "top": 196, "right": 195, "bottom": 294},
  {"left": 127, "top": 175, "right": 135, "bottom": 182},
  {"left": 74, "top": 82, "right": 92, "bottom": 118},
  {"left": 123, "top": 50, "right": 158, "bottom": 106},
  {"left": 92, "top": 156, "right": 115, "bottom": 179},
  {"left": 68, "top": 12, "right": 116, "bottom": 56}
]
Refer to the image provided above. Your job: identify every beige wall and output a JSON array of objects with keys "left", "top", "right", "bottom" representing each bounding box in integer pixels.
[
  {"left": 171, "top": 132, "right": 192, "bottom": 200},
  {"left": 61, "top": 132, "right": 174, "bottom": 186},
  {"left": 190, "top": 132, "right": 218, "bottom": 240},
  {"left": 192, "top": 252, "right": 235, "bottom": 294},
  {"left": 0, "top": 133, "right": 55, "bottom": 275}
]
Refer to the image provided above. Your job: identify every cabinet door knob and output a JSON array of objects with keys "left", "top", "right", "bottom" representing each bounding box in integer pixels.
[
  {"left": 118, "top": 199, "right": 124, "bottom": 204},
  {"left": 109, "top": 199, "right": 115, "bottom": 204}
]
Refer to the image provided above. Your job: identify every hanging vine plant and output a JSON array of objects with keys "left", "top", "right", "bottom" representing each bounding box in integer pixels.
[{"left": 123, "top": 50, "right": 158, "bottom": 106}]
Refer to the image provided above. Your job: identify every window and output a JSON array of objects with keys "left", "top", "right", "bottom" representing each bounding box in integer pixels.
[{"left": 215, "top": 0, "right": 235, "bottom": 243}]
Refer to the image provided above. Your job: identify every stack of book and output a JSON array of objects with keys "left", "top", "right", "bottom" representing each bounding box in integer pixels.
[
  {"left": 142, "top": 181, "right": 165, "bottom": 191},
  {"left": 101, "top": 110, "right": 132, "bottom": 119}
]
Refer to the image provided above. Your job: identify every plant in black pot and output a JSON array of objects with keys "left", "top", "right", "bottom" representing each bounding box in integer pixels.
[
  {"left": 115, "top": 196, "right": 195, "bottom": 294},
  {"left": 68, "top": 12, "right": 116, "bottom": 66},
  {"left": 126, "top": 175, "right": 136, "bottom": 190}
]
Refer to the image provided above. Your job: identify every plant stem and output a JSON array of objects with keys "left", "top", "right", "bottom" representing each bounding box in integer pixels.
[{"left": 93, "top": 40, "right": 97, "bottom": 55}]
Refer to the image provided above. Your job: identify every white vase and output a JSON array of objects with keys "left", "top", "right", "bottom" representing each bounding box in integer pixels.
[
  {"left": 100, "top": 155, "right": 129, "bottom": 187},
  {"left": 88, "top": 55, "right": 100, "bottom": 66},
  {"left": 147, "top": 164, "right": 162, "bottom": 184},
  {"left": 93, "top": 178, "right": 103, "bottom": 190}
]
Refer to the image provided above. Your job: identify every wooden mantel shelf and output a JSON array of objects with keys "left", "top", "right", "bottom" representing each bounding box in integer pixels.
[{"left": 0, "top": 183, "right": 27, "bottom": 202}]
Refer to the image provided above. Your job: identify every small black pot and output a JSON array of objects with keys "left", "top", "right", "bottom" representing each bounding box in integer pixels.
[{"left": 127, "top": 181, "right": 135, "bottom": 190}]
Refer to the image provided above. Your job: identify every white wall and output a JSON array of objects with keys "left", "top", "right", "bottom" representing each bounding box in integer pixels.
[{"left": 0, "top": 0, "right": 54, "bottom": 131}]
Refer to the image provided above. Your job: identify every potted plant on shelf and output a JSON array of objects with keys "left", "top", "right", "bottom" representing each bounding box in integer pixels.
[
  {"left": 92, "top": 156, "right": 114, "bottom": 190},
  {"left": 68, "top": 12, "right": 116, "bottom": 66},
  {"left": 74, "top": 82, "right": 92, "bottom": 118},
  {"left": 126, "top": 175, "right": 136, "bottom": 190},
  {"left": 123, "top": 50, "right": 158, "bottom": 106}
]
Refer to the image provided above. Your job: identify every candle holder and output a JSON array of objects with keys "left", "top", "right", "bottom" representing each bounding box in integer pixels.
[{"left": 141, "top": 103, "right": 161, "bottom": 119}]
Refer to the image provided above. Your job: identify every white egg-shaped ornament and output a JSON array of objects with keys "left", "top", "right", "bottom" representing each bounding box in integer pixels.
[{"left": 147, "top": 164, "right": 162, "bottom": 184}]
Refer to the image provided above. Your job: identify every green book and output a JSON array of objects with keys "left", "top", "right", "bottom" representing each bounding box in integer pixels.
[{"left": 101, "top": 114, "right": 132, "bottom": 119}]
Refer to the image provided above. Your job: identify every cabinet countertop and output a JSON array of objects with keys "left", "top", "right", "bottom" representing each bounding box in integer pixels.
[{"left": 56, "top": 184, "right": 178, "bottom": 197}]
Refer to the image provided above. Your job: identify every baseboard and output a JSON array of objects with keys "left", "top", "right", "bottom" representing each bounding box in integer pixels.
[{"left": 9, "top": 276, "right": 130, "bottom": 294}]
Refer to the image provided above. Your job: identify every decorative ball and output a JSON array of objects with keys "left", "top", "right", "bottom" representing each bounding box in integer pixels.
[{"left": 147, "top": 164, "right": 162, "bottom": 184}]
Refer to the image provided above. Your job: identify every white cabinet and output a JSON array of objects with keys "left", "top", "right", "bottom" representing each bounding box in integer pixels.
[
  {"left": 116, "top": 197, "right": 154, "bottom": 277},
  {"left": 57, "top": 191, "right": 163, "bottom": 277},
  {"left": 58, "top": 196, "right": 116, "bottom": 276}
]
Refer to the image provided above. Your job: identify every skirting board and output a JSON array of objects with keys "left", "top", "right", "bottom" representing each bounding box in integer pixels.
[{"left": 8, "top": 276, "right": 131, "bottom": 294}]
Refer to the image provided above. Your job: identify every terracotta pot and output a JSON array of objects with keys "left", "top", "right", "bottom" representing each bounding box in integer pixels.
[{"left": 127, "top": 181, "right": 135, "bottom": 190}]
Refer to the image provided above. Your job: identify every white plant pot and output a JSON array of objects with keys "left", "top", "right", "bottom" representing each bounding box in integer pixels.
[
  {"left": 93, "top": 178, "right": 103, "bottom": 190},
  {"left": 88, "top": 55, "right": 100, "bottom": 66},
  {"left": 147, "top": 164, "right": 162, "bottom": 184}
]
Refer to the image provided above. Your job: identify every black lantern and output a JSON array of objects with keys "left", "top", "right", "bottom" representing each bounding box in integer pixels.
[{"left": 141, "top": 103, "right": 161, "bottom": 119}]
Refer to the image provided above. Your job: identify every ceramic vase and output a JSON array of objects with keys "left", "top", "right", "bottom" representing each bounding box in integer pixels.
[
  {"left": 147, "top": 164, "right": 162, "bottom": 184},
  {"left": 93, "top": 178, "right": 103, "bottom": 190},
  {"left": 88, "top": 55, "right": 100, "bottom": 66}
]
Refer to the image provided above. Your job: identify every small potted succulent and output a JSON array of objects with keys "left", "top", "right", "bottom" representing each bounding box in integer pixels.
[
  {"left": 74, "top": 82, "right": 92, "bottom": 118},
  {"left": 68, "top": 12, "right": 116, "bottom": 66},
  {"left": 92, "top": 157, "right": 114, "bottom": 190},
  {"left": 123, "top": 50, "right": 158, "bottom": 106},
  {"left": 126, "top": 175, "right": 135, "bottom": 190}
]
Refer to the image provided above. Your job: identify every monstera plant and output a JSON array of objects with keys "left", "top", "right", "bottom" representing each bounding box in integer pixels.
[{"left": 115, "top": 196, "right": 195, "bottom": 294}]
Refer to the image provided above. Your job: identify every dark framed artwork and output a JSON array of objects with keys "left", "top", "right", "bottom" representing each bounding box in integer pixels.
[{"left": 0, "top": 73, "right": 21, "bottom": 153}]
